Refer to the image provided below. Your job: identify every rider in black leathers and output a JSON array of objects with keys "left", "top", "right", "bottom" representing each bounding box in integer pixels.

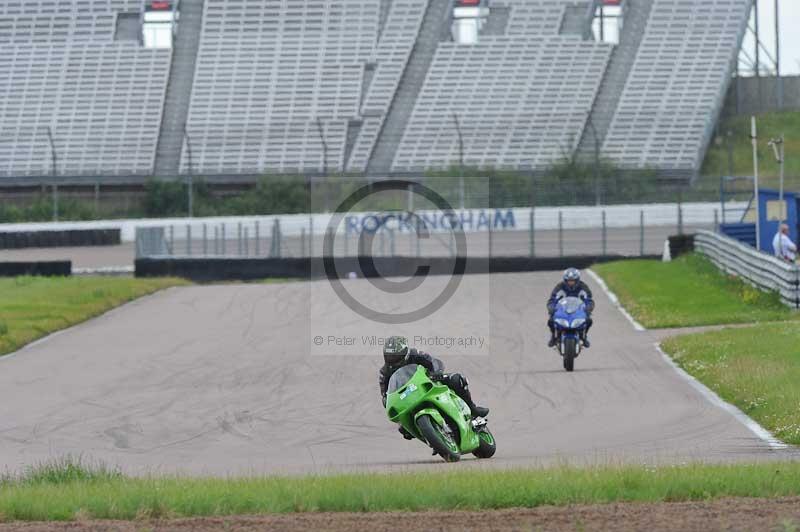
[
  {"left": 547, "top": 268, "right": 595, "bottom": 348},
  {"left": 379, "top": 336, "right": 489, "bottom": 438}
]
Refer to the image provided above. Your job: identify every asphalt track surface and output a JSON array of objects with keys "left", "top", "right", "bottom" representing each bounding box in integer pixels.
[{"left": 0, "top": 272, "right": 795, "bottom": 476}]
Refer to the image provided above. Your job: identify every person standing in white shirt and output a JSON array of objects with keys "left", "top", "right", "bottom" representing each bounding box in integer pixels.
[{"left": 772, "top": 224, "right": 797, "bottom": 262}]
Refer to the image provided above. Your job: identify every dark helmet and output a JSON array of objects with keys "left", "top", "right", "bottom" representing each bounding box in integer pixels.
[
  {"left": 563, "top": 268, "right": 581, "bottom": 287},
  {"left": 383, "top": 336, "right": 409, "bottom": 365}
]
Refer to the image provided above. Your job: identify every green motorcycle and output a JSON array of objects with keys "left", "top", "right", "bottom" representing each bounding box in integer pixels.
[{"left": 385, "top": 364, "right": 496, "bottom": 462}]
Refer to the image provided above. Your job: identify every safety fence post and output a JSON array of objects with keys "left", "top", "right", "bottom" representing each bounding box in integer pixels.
[
  {"left": 640, "top": 210, "right": 645, "bottom": 256},
  {"left": 602, "top": 210, "right": 607, "bottom": 256},
  {"left": 168, "top": 225, "right": 174, "bottom": 255},
  {"left": 326, "top": 228, "right": 334, "bottom": 258},
  {"left": 221, "top": 224, "right": 227, "bottom": 255},
  {"left": 529, "top": 209, "right": 535, "bottom": 258}
]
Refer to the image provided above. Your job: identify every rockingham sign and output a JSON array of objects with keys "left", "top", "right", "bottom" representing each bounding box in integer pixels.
[{"left": 342, "top": 208, "right": 516, "bottom": 235}]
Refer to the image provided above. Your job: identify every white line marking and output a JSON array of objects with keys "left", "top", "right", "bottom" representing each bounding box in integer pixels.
[
  {"left": 586, "top": 268, "right": 646, "bottom": 332},
  {"left": 655, "top": 342, "right": 788, "bottom": 450}
]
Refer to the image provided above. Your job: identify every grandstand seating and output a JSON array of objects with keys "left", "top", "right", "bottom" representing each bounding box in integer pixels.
[
  {"left": 602, "top": 0, "right": 751, "bottom": 172},
  {"left": 392, "top": 37, "right": 612, "bottom": 171},
  {"left": 346, "top": 0, "right": 427, "bottom": 172},
  {"left": 0, "top": 0, "right": 755, "bottom": 179},
  {"left": 0, "top": 0, "right": 169, "bottom": 178},
  {"left": 0, "top": 13, "right": 115, "bottom": 43},
  {"left": 180, "top": 0, "right": 379, "bottom": 174},
  {"left": 495, "top": 0, "right": 569, "bottom": 36}
]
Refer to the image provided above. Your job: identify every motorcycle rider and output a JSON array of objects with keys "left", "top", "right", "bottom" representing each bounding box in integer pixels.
[
  {"left": 380, "top": 336, "right": 489, "bottom": 439},
  {"left": 547, "top": 268, "right": 595, "bottom": 348}
]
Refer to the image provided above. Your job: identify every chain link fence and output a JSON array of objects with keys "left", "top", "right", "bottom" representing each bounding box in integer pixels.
[{"left": 135, "top": 204, "right": 721, "bottom": 260}]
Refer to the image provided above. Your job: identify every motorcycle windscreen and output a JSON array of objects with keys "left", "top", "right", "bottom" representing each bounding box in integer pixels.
[
  {"left": 559, "top": 296, "right": 584, "bottom": 314},
  {"left": 387, "top": 364, "right": 419, "bottom": 394}
]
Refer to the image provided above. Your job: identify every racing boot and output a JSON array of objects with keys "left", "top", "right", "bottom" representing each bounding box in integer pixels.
[
  {"left": 399, "top": 426, "right": 414, "bottom": 440},
  {"left": 548, "top": 333, "right": 557, "bottom": 348},
  {"left": 471, "top": 404, "right": 490, "bottom": 418},
  {"left": 582, "top": 335, "right": 591, "bottom": 348},
  {"left": 459, "top": 383, "right": 490, "bottom": 418}
]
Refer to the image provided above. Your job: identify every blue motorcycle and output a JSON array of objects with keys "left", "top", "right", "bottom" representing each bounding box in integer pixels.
[{"left": 552, "top": 296, "right": 588, "bottom": 372}]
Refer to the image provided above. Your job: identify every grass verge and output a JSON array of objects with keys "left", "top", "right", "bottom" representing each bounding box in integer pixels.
[
  {"left": 3, "top": 458, "right": 800, "bottom": 521},
  {"left": 702, "top": 110, "right": 800, "bottom": 183},
  {"left": 592, "top": 254, "right": 795, "bottom": 328},
  {"left": 0, "top": 276, "right": 187, "bottom": 357},
  {"left": 662, "top": 322, "right": 800, "bottom": 445}
]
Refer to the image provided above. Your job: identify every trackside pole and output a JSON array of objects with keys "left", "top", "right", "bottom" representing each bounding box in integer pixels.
[
  {"left": 558, "top": 211, "right": 563, "bottom": 257},
  {"left": 326, "top": 228, "right": 334, "bottom": 257},
  {"left": 416, "top": 218, "right": 421, "bottom": 257},
  {"left": 602, "top": 210, "right": 607, "bottom": 256},
  {"left": 752, "top": 116, "right": 761, "bottom": 250},
  {"left": 309, "top": 217, "right": 314, "bottom": 257},
  {"left": 640, "top": 210, "right": 645, "bottom": 256},
  {"left": 529, "top": 209, "right": 535, "bottom": 258}
]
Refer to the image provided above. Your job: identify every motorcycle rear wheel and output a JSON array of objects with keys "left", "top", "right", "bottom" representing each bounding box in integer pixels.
[{"left": 417, "top": 414, "right": 460, "bottom": 463}]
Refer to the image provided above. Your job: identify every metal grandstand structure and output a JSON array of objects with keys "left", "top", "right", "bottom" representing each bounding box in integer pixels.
[{"left": 0, "top": 0, "right": 756, "bottom": 184}]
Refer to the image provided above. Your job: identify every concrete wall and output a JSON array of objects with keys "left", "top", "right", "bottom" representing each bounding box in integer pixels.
[{"left": 723, "top": 75, "right": 800, "bottom": 116}]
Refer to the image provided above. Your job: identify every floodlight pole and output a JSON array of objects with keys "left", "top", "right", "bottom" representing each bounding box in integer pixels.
[
  {"left": 452, "top": 112, "right": 465, "bottom": 209},
  {"left": 184, "top": 126, "right": 194, "bottom": 218},
  {"left": 586, "top": 114, "right": 601, "bottom": 205},
  {"left": 775, "top": 0, "right": 783, "bottom": 108},
  {"left": 316, "top": 117, "right": 329, "bottom": 212},
  {"left": 46, "top": 126, "right": 58, "bottom": 221},
  {"left": 751, "top": 116, "right": 761, "bottom": 251},
  {"left": 768, "top": 134, "right": 785, "bottom": 228}
]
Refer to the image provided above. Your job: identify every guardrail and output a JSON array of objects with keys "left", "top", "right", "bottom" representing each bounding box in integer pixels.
[{"left": 695, "top": 230, "right": 800, "bottom": 309}]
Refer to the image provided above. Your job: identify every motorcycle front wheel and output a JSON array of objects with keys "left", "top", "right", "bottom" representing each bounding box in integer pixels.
[
  {"left": 472, "top": 427, "right": 497, "bottom": 459},
  {"left": 563, "top": 337, "right": 577, "bottom": 372},
  {"left": 417, "top": 414, "right": 460, "bottom": 462}
]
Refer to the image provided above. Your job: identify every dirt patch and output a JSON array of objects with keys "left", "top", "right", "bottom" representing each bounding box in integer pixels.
[{"left": 2, "top": 497, "right": 800, "bottom": 532}]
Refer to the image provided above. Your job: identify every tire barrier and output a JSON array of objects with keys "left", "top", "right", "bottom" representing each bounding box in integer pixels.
[
  {"left": 668, "top": 234, "right": 695, "bottom": 258},
  {"left": 0, "top": 229, "right": 120, "bottom": 250},
  {"left": 135, "top": 255, "right": 661, "bottom": 282},
  {"left": 0, "top": 261, "right": 71, "bottom": 277}
]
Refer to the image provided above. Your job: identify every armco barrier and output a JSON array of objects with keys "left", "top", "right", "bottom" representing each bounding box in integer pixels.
[
  {"left": 0, "top": 261, "right": 71, "bottom": 277},
  {"left": 0, "top": 229, "right": 120, "bottom": 249},
  {"left": 695, "top": 230, "right": 800, "bottom": 309},
  {"left": 135, "top": 255, "right": 660, "bottom": 282}
]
